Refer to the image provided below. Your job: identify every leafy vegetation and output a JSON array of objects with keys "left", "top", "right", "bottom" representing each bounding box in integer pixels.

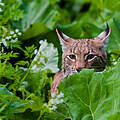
[
  {"left": 59, "top": 62, "right": 120, "bottom": 120},
  {"left": 0, "top": 0, "right": 120, "bottom": 120}
]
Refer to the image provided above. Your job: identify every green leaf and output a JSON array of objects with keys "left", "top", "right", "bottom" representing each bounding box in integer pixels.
[
  {"left": 107, "top": 112, "right": 120, "bottom": 120},
  {"left": 106, "top": 19, "right": 120, "bottom": 53},
  {"left": 0, "top": 86, "right": 51, "bottom": 119},
  {"left": 74, "top": 0, "right": 120, "bottom": 25},
  {"left": 21, "top": 0, "right": 60, "bottom": 40},
  {"left": 27, "top": 70, "right": 52, "bottom": 97},
  {"left": 58, "top": 21, "right": 102, "bottom": 39},
  {"left": 0, "top": 0, "right": 23, "bottom": 25},
  {"left": 21, "top": 22, "right": 49, "bottom": 40},
  {"left": 0, "top": 87, "right": 35, "bottom": 114},
  {"left": 59, "top": 61, "right": 120, "bottom": 120},
  {"left": 22, "top": 0, "right": 49, "bottom": 30}
]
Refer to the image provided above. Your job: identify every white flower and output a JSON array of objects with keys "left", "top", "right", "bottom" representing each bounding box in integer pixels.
[
  {"left": 10, "top": 31, "right": 14, "bottom": 35},
  {"left": 9, "top": 36, "right": 12, "bottom": 39},
  {"left": 15, "top": 38, "right": 18, "bottom": 41},
  {"left": 31, "top": 64, "right": 37, "bottom": 70},
  {"left": 57, "top": 92, "right": 64, "bottom": 98},
  {"left": 114, "top": 61, "right": 117, "bottom": 65},
  {"left": 34, "top": 49, "right": 38, "bottom": 54},
  {"left": 11, "top": 39, "right": 17, "bottom": 43},
  {"left": 2, "top": 39, "right": 7, "bottom": 47},
  {"left": 50, "top": 99, "right": 54, "bottom": 104},
  {"left": 6, "top": 36, "right": 12, "bottom": 40},
  {"left": 0, "top": 3, "right": 4, "bottom": 6},
  {"left": 113, "top": 58, "right": 115, "bottom": 61},
  {"left": 55, "top": 98, "right": 64, "bottom": 104},
  {"left": 13, "top": 34, "right": 17, "bottom": 37},
  {"left": 6, "top": 36, "right": 10, "bottom": 40},
  {"left": 11, "top": 38, "right": 18, "bottom": 43},
  {"left": 15, "top": 29, "right": 19, "bottom": 33},
  {"left": 51, "top": 105, "right": 57, "bottom": 111},
  {"left": 11, "top": 40, "right": 15, "bottom": 43},
  {"left": 55, "top": 98, "right": 60, "bottom": 104},
  {"left": 0, "top": 8, "right": 2, "bottom": 12},
  {"left": 18, "top": 32, "right": 22, "bottom": 36},
  {"left": 51, "top": 93, "right": 56, "bottom": 98},
  {"left": 60, "top": 99, "right": 64, "bottom": 103}
]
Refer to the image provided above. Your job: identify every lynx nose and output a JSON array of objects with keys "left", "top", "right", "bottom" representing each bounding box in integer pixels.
[{"left": 76, "top": 67, "right": 84, "bottom": 72}]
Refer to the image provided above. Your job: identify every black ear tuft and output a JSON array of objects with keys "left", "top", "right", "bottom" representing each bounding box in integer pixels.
[
  {"left": 105, "top": 22, "right": 110, "bottom": 36},
  {"left": 97, "top": 22, "right": 111, "bottom": 43},
  {"left": 56, "top": 24, "right": 60, "bottom": 29},
  {"left": 56, "top": 25, "right": 72, "bottom": 52},
  {"left": 56, "top": 25, "right": 70, "bottom": 42},
  {"left": 56, "top": 25, "right": 63, "bottom": 39}
]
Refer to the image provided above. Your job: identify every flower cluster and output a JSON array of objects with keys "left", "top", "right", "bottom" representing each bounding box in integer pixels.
[
  {"left": 50, "top": 92, "right": 64, "bottom": 111},
  {"left": 2, "top": 29, "right": 22, "bottom": 47},
  {"left": 0, "top": 0, "right": 5, "bottom": 12},
  {"left": 112, "top": 58, "right": 118, "bottom": 65},
  {"left": 34, "top": 49, "right": 38, "bottom": 54}
]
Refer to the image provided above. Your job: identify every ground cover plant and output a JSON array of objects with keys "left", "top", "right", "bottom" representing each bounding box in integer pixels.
[{"left": 0, "top": 0, "right": 120, "bottom": 120}]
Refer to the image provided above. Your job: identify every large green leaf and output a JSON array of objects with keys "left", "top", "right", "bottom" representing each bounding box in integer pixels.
[
  {"left": 59, "top": 61, "right": 120, "bottom": 120},
  {"left": 21, "top": 0, "right": 60, "bottom": 40},
  {"left": 21, "top": 22, "right": 50, "bottom": 40},
  {"left": 0, "top": 87, "right": 35, "bottom": 114},
  {"left": 0, "top": 86, "right": 51, "bottom": 120},
  {"left": 74, "top": 0, "right": 120, "bottom": 25},
  {"left": 58, "top": 21, "right": 102, "bottom": 39},
  {"left": 22, "top": 0, "right": 49, "bottom": 30},
  {"left": 27, "top": 70, "right": 52, "bottom": 98},
  {"left": 106, "top": 19, "right": 120, "bottom": 53}
]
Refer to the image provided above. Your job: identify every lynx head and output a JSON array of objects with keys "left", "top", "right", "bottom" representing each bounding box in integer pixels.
[{"left": 56, "top": 24, "right": 111, "bottom": 77}]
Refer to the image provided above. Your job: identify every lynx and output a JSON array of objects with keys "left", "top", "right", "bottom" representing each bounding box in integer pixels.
[{"left": 51, "top": 23, "right": 111, "bottom": 97}]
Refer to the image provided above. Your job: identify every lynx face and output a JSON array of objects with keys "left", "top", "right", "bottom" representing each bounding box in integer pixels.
[
  {"left": 56, "top": 24, "right": 111, "bottom": 77},
  {"left": 51, "top": 24, "right": 111, "bottom": 97}
]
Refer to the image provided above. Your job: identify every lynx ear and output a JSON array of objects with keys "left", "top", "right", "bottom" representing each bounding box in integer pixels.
[
  {"left": 56, "top": 26, "right": 71, "bottom": 51},
  {"left": 96, "top": 23, "right": 111, "bottom": 44}
]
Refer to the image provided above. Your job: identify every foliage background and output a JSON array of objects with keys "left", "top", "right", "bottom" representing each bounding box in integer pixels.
[{"left": 0, "top": 0, "right": 120, "bottom": 120}]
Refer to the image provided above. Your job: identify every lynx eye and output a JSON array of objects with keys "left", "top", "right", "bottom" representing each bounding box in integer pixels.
[
  {"left": 85, "top": 54, "right": 96, "bottom": 61},
  {"left": 68, "top": 54, "right": 76, "bottom": 60}
]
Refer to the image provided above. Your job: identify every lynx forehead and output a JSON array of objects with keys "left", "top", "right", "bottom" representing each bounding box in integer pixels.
[
  {"left": 51, "top": 23, "right": 111, "bottom": 96},
  {"left": 71, "top": 39, "right": 89, "bottom": 53},
  {"left": 66, "top": 38, "right": 102, "bottom": 56}
]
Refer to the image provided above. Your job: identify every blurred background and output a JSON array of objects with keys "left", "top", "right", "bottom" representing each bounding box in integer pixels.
[{"left": 0, "top": 0, "right": 120, "bottom": 120}]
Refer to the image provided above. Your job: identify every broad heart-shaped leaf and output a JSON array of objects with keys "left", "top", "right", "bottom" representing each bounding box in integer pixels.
[
  {"left": 21, "top": 0, "right": 60, "bottom": 40},
  {"left": 22, "top": 0, "right": 49, "bottom": 30},
  {"left": 0, "top": 87, "right": 35, "bottom": 114},
  {"left": 31, "top": 40, "right": 59, "bottom": 73},
  {"left": 58, "top": 21, "right": 102, "bottom": 39},
  {"left": 0, "top": 86, "right": 51, "bottom": 117},
  {"left": 106, "top": 19, "right": 120, "bottom": 53},
  {"left": 21, "top": 22, "right": 49, "bottom": 40},
  {"left": 59, "top": 61, "right": 120, "bottom": 120}
]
